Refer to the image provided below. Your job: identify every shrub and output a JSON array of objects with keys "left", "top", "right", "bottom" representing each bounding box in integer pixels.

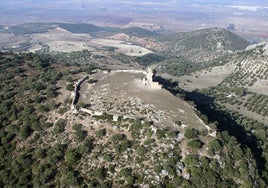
[
  {"left": 66, "top": 84, "right": 74, "bottom": 91},
  {"left": 111, "top": 134, "right": 125, "bottom": 143},
  {"left": 88, "top": 79, "right": 97, "bottom": 84},
  {"left": 137, "top": 146, "right": 147, "bottom": 156},
  {"left": 35, "top": 148, "right": 46, "bottom": 159},
  {"left": 96, "top": 128, "right": 106, "bottom": 137},
  {"left": 94, "top": 167, "right": 107, "bottom": 180},
  {"left": 156, "top": 129, "right": 166, "bottom": 139},
  {"left": 75, "top": 129, "right": 87, "bottom": 142},
  {"left": 120, "top": 168, "right": 132, "bottom": 177},
  {"left": 58, "top": 107, "right": 68, "bottom": 115},
  {"left": 184, "top": 128, "right": 199, "bottom": 139},
  {"left": 72, "top": 124, "right": 82, "bottom": 131},
  {"left": 77, "top": 137, "right": 94, "bottom": 155},
  {"left": 19, "top": 124, "right": 33, "bottom": 140},
  {"left": 187, "top": 139, "right": 203, "bottom": 149},
  {"left": 103, "top": 154, "right": 113, "bottom": 162},
  {"left": 65, "top": 149, "right": 81, "bottom": 166},
  {"left": 53, "top": 119, "right": 66, "bottom": 134}
]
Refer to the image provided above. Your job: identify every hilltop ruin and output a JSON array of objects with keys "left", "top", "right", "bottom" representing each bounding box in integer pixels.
[
  {"left": 70, "top": 69, "right": 162, "bottom": 120},
  {"left": 142, "top": 68, "right": 162, "bottom": 89}
]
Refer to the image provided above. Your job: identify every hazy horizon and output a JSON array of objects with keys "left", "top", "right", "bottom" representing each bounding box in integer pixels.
[{"left": 0, "top": 0, "right": 268, "bottom": 39}]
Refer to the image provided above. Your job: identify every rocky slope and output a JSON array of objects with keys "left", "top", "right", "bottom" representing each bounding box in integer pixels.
[{"left": 0, "top": 52, "right": 264, "bottom": 187}]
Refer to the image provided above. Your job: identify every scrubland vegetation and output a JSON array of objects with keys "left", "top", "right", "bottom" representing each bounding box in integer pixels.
[
  {"left": 0, "top": 51, "right": 267, "bottom": 187},
  {"left": 0, "top": 24, "right": 267, "bottom": 187}
]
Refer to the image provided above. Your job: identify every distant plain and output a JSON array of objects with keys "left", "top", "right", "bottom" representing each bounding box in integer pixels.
[{"left": 0, "top": 0, "right": 268, "bottom": 41}]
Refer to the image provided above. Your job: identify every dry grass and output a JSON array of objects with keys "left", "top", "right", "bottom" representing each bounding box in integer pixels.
[
  {"left": 3, "top": 26, "right": 154, "bottom": 55},
  {"left": 90, "top": 38, "right": 153, "bottom": 56},
  {"left": 249, "top": 79, "right": 268, "bottom": 95},
  {"left": 33, "top": 28, "right": 94, "bottom": 52},
  {"left": 0, "top": 34, "right": 29, "bottom": 48},
  {"left": 174, "top": 63, "right": 236, "bottom": 91},
  {"left": 79, "top": 71, "right": 206, "bottom": 129}
]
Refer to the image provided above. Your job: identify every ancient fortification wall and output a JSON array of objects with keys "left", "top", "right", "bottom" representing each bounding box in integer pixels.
[
  {"left": 71, "top": 76, "right": 89, "bottom": 111},
  {"left": 111, "top": 69, "right": 147, "bottom": 75},
  {"left": 71, "top": 69, "right": 162, "bottom": 118},
  {"left": 142, "top": 68, "right": 162, "bottom": 89}
]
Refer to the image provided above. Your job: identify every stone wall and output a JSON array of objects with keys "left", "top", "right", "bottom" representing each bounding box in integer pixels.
[
  {"left": 80, "top": 107, "right": 141, "bottom": 122},
  {"left": 143, "top": 68, "right": 162, "bottom": 89},
  {"left": 111, "top": 69, "right": 147, "bottom": 75},
  {"left": 150, "top": 82, "right": 162, "bottom": 89},
  {"left": 71, "top": 69, "right": 162, "bottom": 118},
  {"left": 71, "top": 76, "right": 89, "bottom": 111}
]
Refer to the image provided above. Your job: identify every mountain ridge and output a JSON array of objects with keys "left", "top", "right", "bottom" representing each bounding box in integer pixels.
[{"left": 157, "top": 27, "right": 250, "bottom": 62}]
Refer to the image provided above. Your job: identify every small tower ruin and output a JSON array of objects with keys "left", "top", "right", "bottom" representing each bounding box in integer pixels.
[{"left": 143, "top": 68, "right": 162, "bottom": 89}]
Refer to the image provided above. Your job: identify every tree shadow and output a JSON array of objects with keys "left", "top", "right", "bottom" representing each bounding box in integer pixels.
[
  {"left": 155, "top": 75, "right": 265, "bottom": 178},
  {"left": 185, "top": 90, "right": 265, "bottom": 177}
]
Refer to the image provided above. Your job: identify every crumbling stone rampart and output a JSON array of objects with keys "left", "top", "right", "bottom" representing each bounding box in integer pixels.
[
  {"left": 71, "top": 76, "right": 88, "bottom": 110},
  {"left": 142, "top": 68, "right": 162, "bottom": 89},
  {"left": 71, "top": 69, "right": 161, "bottom": 118}
]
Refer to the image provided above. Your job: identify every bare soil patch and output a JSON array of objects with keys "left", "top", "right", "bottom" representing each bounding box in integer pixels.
[
  {"left": 33, "top": 28, "right": 94, "bottom": 52},
  {"left": 175, "top": 63, "right": 236, "bottom": 91},
  {"left": 79, "top": 71, "right": 206, "bottom": 129},
  {"left": 249, "top": 79, "right": 268, "bottom": 96},
  {"left": 225, "top": 104, "right": 268, "bottom": 125},
  {"left": 90, "top": 38, "right": 153, "bottom": 57}
]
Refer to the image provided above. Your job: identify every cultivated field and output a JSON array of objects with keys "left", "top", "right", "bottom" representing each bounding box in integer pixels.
[
  {"left": 90, "top": 38, "right": 153, "bottom": 57},
  {"left": 32, "top": 27, "right": 153, "bottom": 55},
  {"left": 0, "top": 33, "right": 29, "bottom": 49},
  {"left": 34, "top": 27, "right": 94, "bottom": 52},
  {"left": 176, "top": 63, "right": 236, "bottom": 91},
  {"left": 249, "top": 79, "right": 268, "bottom": 95},
  {"left": 0, "top": 26, "right": 154, "bottom": 55}
]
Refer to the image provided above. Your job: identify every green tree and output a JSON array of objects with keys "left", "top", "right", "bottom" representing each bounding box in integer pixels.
[
  {"left": 184, "top": 128, "right": 199, "bottom": 139},
  {"left": 65, "top": 149, "right": 81, "bottom": 166},
  {"left": 208, "top": 139, "right": 222, "bottom": 155},
  {"left": 19, "top": 124, "right": 33, "bottom": 139},
  {"left": 66, "top": 84, "right": 74, "bottom": 91},
  {"left": 137, "top": 146, "right": 147, "bottom": 156},
  {"left": 187, "top": 139, "right": 203, "bottom": 149}
]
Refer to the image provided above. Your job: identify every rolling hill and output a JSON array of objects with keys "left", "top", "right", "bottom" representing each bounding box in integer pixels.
[
  {"left": 157, "top": 27, "right": 250, "bottom": 62},
  {"left": 224, "top": 42, "right": 268, "bottom": 93},
  {"left": 1, "top": 23, "right": 158, "bottom": 38}
]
